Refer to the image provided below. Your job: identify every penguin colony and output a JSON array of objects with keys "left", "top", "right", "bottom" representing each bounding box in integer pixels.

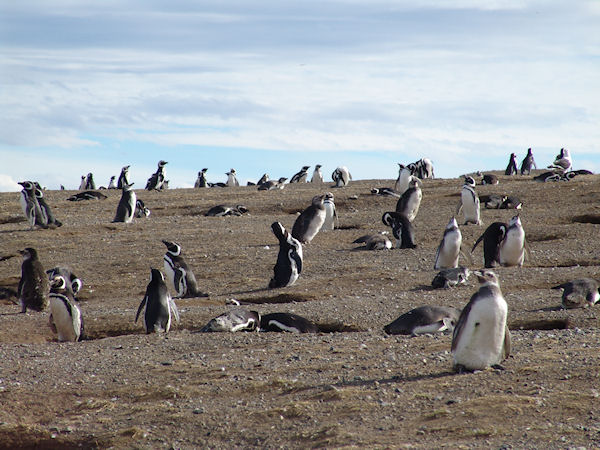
[{"left": 8, "top": 150, "right": 598, "bottom": 374}]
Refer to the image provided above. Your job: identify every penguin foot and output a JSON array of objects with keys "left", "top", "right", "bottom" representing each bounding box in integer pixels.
[
  {"left": 491, "top": 364, "right": 506, "bottom": 371},
  {"left": 453, "top": 364, "right": 470, "bottom": 374}
]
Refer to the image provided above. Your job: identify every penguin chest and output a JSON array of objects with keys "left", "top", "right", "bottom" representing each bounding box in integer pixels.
[
  {"left": 404, "top": 191, "right": 422, "bottom": 221},
  {"left": 50, "top": 295, "right": 82, "bottom": 342},
  {"left": 146, "top": 294, "right": 172, "bottom": 333},
  {"left": 322, "top": 203, "right": 336, "bottom": 231},
  {"left": 436, "top": 230, "right": 461, "bottom": 269},
  {"left": 499, "top": 228, "right": 525, "bottom": 266},
  {"left": 461, "top": 190, "right": 480, "bottom": 221}
]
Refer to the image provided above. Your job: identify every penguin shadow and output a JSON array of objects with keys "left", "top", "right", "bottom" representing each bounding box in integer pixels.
[
  {"left": 224, "top": 286, "right": 271, "bottom": 297},
  {"left": 410, "top": 284, "right": 436, "bottom": 292},
  {"left": 320, "top": 370, "right": 459, "bottom": 391}
]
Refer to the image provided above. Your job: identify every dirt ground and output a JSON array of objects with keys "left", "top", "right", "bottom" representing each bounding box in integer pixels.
[{"left": 1, "top": 171, "right": 599, "bottom": 449}]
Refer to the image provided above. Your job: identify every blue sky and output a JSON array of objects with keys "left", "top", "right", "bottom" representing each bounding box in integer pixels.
[{"left": 1, "top": 1, "right": 599, "bottom": 190}]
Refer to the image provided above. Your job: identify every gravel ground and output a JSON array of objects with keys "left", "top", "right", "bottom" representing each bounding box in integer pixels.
[{"left": 1, "top": 171, "right": 599, "bottom": 448}]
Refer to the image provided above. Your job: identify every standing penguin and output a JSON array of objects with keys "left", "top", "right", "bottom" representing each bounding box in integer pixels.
[
  {"left": 451, "top": 270, "right": 511, "bottom": 372},
  {"left": 311, "top": 165, "right": 323, "bottom": 183},
  {"left": 145, "top": 160, "right": 168, "bottom": 190},
  {"left": 321, "top": 192, "right": 337, "bottom": 231},
  {"left": 33, "top": 182, "right": 62, "bottom": 228},
  {"left": 552, "top": 278, "right": 600, "bottom": 309},
  {"left": 162, "top": 240, "right": 207, "bottom": 298},
  {"left": 195, "top": 168, "right": 208, "bottom": 188},
  {"left": 290, "top": 166, "right": 310, "bottom": 183},
  {"left": 113, "top": 182, "right": 137, "bottom": 223},
  {"left": 382, "top": 211, "right": 416, "bottom": 249},
  {"left": 520, "top": 148, "right": 537, "bottom": 175},
  {"left": 394, "top": 164, "right": 413, "bottom": 195},
  {"left": 498, "top": 215, "right": 525, "bottom": 267},
  {"left": 471, "top": 222, "right": 507, "bottom": 268},
  {"left": 291, "top": 194, "right": 326, "bottom": 244},
  {"left": 18, "top": 247, "right": 49, "bottom": 313},
  {"left": 78, "top": 175, "right": 86, "bottom": 191},
  {"left": 456, "top": 176, "right": 481, "bottom": 225},
  {"left": 332, "top": 166, "right": 352, "bottom": 187},
  {"left": 107, "top": 176, "right": 117, "bottom": 189},
  {"left": 18, "top": 181, "right": 46, "bottom": 229},
  {"left": 269, "top": 222, "right": 303, "bottom": 288},
  {"left": 505, "top": 153, "right": 518, "bottom": 175},
  {"left": 84, "top": 173, "right": 96, "bottom": 190},
  {"left": 226, "top": 169, "right": 240, "bottom": 187},
  {"left": 48, "top": 275, "right": 84, "bottom": 342},
  {"left": 549, "top": 148, "right": 572, "bottom": 173},
  {"left": 117, "top": 165, "right": 130, "bottom": 189},
  {"left": 135, "top": 268, "right": 180, "bottom": 333},
  {"left": 434, "top": 217, "right": 462, "bottom": 270},
  {"left": 395, "top": 176, "right": 422, "bottom": 222}
]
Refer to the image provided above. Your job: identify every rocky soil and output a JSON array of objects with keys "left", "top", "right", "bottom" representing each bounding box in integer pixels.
[{"left": 1, "top": 171, "right": 599, "bottom": 449}]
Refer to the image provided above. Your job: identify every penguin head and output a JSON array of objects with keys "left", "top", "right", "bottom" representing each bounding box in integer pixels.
[
  {"left": 302, "top": 166, "right": 310, "bottom": 171},
  {"left": 150, "top": 268, "right": 165, "bottom": 282},
  {"left": 278, "top": 177, "right": 287, "bottom": 183},
  {"left": 446, "top": 216, "right": 458, "bottom": 230},
  {"left": 311, "top": 194, "right": 325, "bottom": 206},
  {"left": 409, "top": 176, "right": 423, "bottom": 188},
  {"left": 508, "top": 215, "right": 522, "bottom": 228},
  {"left": 18, "top": 181, "right": 35, "bottom": 191},
  {"left": 122, "top": 165, "right": 130, "bottom": 171},
  {"left": 158, "top": 160, "right": 168, "bottom": 167},
  {"left": 324, "top": 192, "right": 334, "bottom": 201},
  {"left": 463, "top": 176, "right": 476, "bottom": 188},
  {"left": 19, "top": 247, "right": 38, "bottom": 260},
  {"left": 474, "top": 270, "right": 499, "bottom": 287},
  {"left": 315, "top": 164, "right": 322, "bottom": 169},
  {"left": 235, "top": 205, "right": 249, "bottom": 214},
  {"left": 50, "top": 275, "right": 68, "bottom": 292},
  {"left": 162, "top": 240, "right": 181, "bottom": 256}
]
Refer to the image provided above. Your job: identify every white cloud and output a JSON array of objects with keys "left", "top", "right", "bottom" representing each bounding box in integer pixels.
[{"left": 0, "top": 174, "right": 21, "bottom": 192}]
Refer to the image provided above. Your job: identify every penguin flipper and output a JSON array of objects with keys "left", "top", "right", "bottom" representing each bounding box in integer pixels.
[
  {"left": 503, "top": 325, "right": 511, "bottom": 360},
  {"left": 471, "top": 233, "right": 485, "bottom": 253},
  {"left": 451, "top": 299, "right": 473, "bottom": 353},
  {"left": 169, "top": 297, "right": 180, "bottom": 323},
  {"left": 174, "top": 268, "right": 187, "bottom": 297},
  {"left": 135, "top": 297, "right": 147, "bottom": 323}
]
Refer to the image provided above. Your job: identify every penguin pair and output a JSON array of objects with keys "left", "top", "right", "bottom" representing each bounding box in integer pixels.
[
  {"left": 331, "top": 166, "right": 352, "bottom": 187},
  {"left": 194, "top": 168, "right": 208, "bottom": 188},
  {"left": 162, "top": 240, "right": 207, "bottom": 298},
  {"left": 145, "top": 160, "right": 168, "bottom": 191},
  {"left": 18, "top": 181, "right": 62, "bottom": 229},
  {"left": 135, "top": 268, "right": 180, "bottom": 333},
  {"left": 201, "top": 310, "right": 317, "bottom": 333},
  {"left": 456, "top": 176, "right": 481, "bottom": 225},
  {"left": 48, "top": 275, "right": 84, "bottom": 342},
  {"left": 290, "top": 166, "right": 310, "bottom": 183},
  {"left": 471, "top": 215, "right": 525, "bottom": 268}
]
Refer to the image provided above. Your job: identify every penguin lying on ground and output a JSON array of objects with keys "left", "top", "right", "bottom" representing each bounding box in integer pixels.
[
  {"left": 352, "top": 233, "right": 392, "bottom": 250},
  {"left": 205, "top": 205, "right": 249, "bottom": 217},
  {"left": 259, "top": 312, "right": 319, "bottom": 333},
  {"left": 432, "top": 267, "right": 471, "bottom": 289},
  {"left": 200, "top": 309, "right": 260, "bottom": 332},
  {"left": 67, "top": 191, "right": 108, "bottom": 201},
  {"left": 384, "top": 306, "right": 461, "bottom": 336},
  {"left": 552, "top": 278, "right": 600, "bottom": 309}
]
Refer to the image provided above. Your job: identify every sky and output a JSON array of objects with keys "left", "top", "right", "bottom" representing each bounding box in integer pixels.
[{"left": 1, "top": 1, "right": 599, "bottom": 191}]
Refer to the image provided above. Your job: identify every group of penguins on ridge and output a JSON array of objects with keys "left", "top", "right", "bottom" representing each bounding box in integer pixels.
[{"left": 11, "top": 149, "right": 599, "bottom": 372}]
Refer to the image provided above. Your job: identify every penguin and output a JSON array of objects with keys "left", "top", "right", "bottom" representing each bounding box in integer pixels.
[
  {"left": 18, "top": 247, "right": 49, "bottom": 313},
  {"left": 471, "top": 222, "right": 507, "bottom": 268},
  {"left": 311, "top": 165, "right": 324, "bottom": 183},
  {"left": 290, "top": 166, "right": 310, "bottom": 183},
  {"left": 67, "top": 190, "right": 108, "bottom": 201},
  {"left": 480, "top": 194, "right": 505, "bottom": 209},
  {"left": 226, "top": 168, "right": 239, "bottom": 187},
  {"left": 384, "top": 306, "right": 461, "bottom": 336},
  {"left": 520, "top": 148, "right": 537, "bottom": 175},
  {"left": 498, "top": 215, "right": 525, "bottom": 267},
  {"left": 205, "top": 205, "right": 248, "bottom": 217},
  {"left": 481, "top": 174, "right": 498, "bottom": 185},
  {"left": 432, "top": 266, "right": 471, "bottom": 289},
  {"left": 200, "top": 309, "right": 260, "bottom": 332},
  {"left": 135, "top": 268, "right": 180, "bottom": 333},
  {"left": 117, "top": 165, "right": 130, "bottom": 189},
  {"left": 194, "top": 169, "right": 208, "bottom": 188},
  {"left": 419, "top": 157, "right": 435, "bottom": 179},
  {"left": 549, "top": 148, "right": 572, "bottom": 173},
  {"left": 134, "top": 199, "right": 150, "bottom": 218},
  {"left": 107, "top": 176, "right": 117, "bottom": 189},
  {"left": 46, "top": 266, "right": 82, "bottom": 298},
  {"left": 505, "top": 153, "right": 518, "bottom": 175},
  {"left": 451, "top": 270, "right": 511, "bottom": 372},
  {"left": 113, "top": 182, "right": 137, "bottom": 223},
  {"left": 269, "top": 221, "right": 303, "bottom": 289},
  {"left": 395, "top": 176, "right": 422, "bottom": 222},
  {"left": 48, "top": 275, "right": 84, "bottom": 342},
  {"left": 257, "top": 173, "right": 270, "bottom": 186},
  {"left": 552, "top": 278, "right": 600, "bottom": 309},
  {"left": 434, "top": 217, "right": 462, "bottom": 270},
  {"left": 533, "top": 171, "right": 561, "bottom": 182},
  {"left": 352, "top": 233, "right": 392, "bottom": 250},
  {"left": 145, "top": 160, "right": 168, "bottom": 190},
  {"left": 321, "top": 192, "right": 337, "bottom": 231},
  {"left": 78, "top": 175, "right": 86, "bottom": 191},
  {"left": 381, "top": 211, "right": 416, "bottom": 249},
  {"left": 257, "top": 177, "right": 287, "bottom": 190},
  {"left": 500, "top": 196, "right": 522, "bottom": 210},
  {"left": 291, "top": 194, "right": 326, "bottom": 244},
  {"left": 162, "top": 240, "right": 207, "bottom": 298},
  {"left": 259, "top": 312, "right": 318, "bottom": 333},
  {"left": 394, "top": 164, "right": 413, "bottom": 195},
  {"left": 371, "top": 187, "right": 401, "bottom": 198},
  {"left": 332, "top": 166, "right": 352, "bottom": 187},
  {"left": 456, "top": 176, "right": 481, "bottom": 225},
  {"left": 18, "top": 181, "right": 46, "bottom": 229},
  {"left": 84, "top": 173, "right": 96, "bottom": 190},
  {"left": 33, "top": 182, "right": 62, "bottom": 228}
]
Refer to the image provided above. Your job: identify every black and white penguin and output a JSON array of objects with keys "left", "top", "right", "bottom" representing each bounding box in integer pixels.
[
  {"left": 384, "top": 306, "right": 461, "bottom": 336},
  {"left": 145, "top": 160, "right": 168, "bottom": 191},
  {"left": 500, "top": 195, "right": 522, "bottom": 210},
  {"left": 481, "top": 194, "right": 505, "bottom": 209},
  {"left": 395, "top": 176, "right": 422, "bottom": 222},
  {"left": 257, "top": 173, "right": 270, "bottom": 186},
  {"left": 194, "top": 168, "right": 208, "bottom": 188},
  {"left": 200, "top": 309, "right": 260, "bottom": 332},
  {"left": 419, "top": 157, "right": 435, "bottom": 179},
  {"left": 505, "top": 153, "right": 518, "bottom": 175},
  {"left": 520, "top": 148, "right": 537, "bottom": 175},
  {"left": 381, "top": 211, "right": 416, "bottom": 249},
  {"left": 552, "top": 278, "right": 600, "bottom": 309},
  {"left": 481, "top": 174, "right": 498, "bottom": 185},
  {"left": 84, "top": 173, "right": 96, "bottom": 190},
  {"left": 18, "top": 181, "right": 46, "bottom": 229},
  {"left": 113, "top": 182, "right": 137, "bottom": 223},
  {"left": 434, "top": 217, "right": 462, "bottom": 270},
  {"left": 226, "top": 168, "right": 240, "bottom": 187},
  {"left": 432, "top": 266, "right": 471, "bottom": 289},
  {"left": 352, "top": 233, "right": 392, "bottom": 250},
  {"left": 451, "top": 270, "right": 511, "bottom": 372},
  {"left": 290, "top": 166, "right": 310, "bottom": 183},
  {"left": 471, "top": 222, "right": 507, "bottom": 268},
  {"left": 18, "top": 247, "right": 49, "bottom": 313},
  {"left": 533, "top": 171, "right": 561, "bottom": 182},
  {"left": 331, "top": 166, "right": 352, "bottom": 187},
  {"left": 257, "top": 177, "right": 287, "bottom": 190},
  {"left": 322, "top": 192, "right": 337, "bottom": 231},
  {"left": 134, "top": 199, "right": 150, "bottom": 218},
  {"left": 311, "top": 165, "right": 323, "bottom": 183},
  {"left": 117, "top": 165, "right": 130, "bottom": 189},
  {"left": 162, "top": 240, "right": 207, "bottom": 298},
  {"left": 67, "top": 190, "right": 108, "bottom": 201},
  {"left": 205, "top": 204, "right": 249, "bottom": 217},
  {"left": 371, "top": 187, "right": 401, "bottom": 198},
  {"left": 394, "top": 164, "right": 412, "bottom": 195},
  {"left": 498, "top": 215, "right": 525, "bottom": 267},
  {"left": 46, "top": 266, "right": 82, "bottom": 298},
  {"left": 269, "top": 221, "right": 303, "bottom": 289},
  {"left": 135, "top": 268, "right": 180, "bottom": 333},
  {"left": 78, "top": 175, "right": 86, "bottom": 191},
  {"left": 33, "top": 182, "right": 62, "bottom": 228},
  {"left": 456, "top": 176, "right": 481, "bottom": 225},
  {"left": 259, "top": 312, "right": 318, "bottom": 333},
  {"left": 48, "top": 275, "right": 84, "bottom": 342},
  {"left": 107, "top": 176, "right": 117, "bottom": 189},
  {"left": 291, "top": 194, "right": 326, "bottom": 244},
  {"left": 549, "top": 148, "right": 572, "bottom": 173}
]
